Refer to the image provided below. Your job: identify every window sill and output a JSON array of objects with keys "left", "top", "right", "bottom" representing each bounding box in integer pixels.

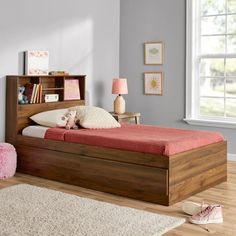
[{"left": 184, "top": 118, "right": 236, "bottom": 129}]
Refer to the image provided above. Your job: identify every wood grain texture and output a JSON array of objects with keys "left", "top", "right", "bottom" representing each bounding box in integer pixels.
[
  {"left": 5, "top": 75, "right": 86, "bottom": 137},
  {"left": 168, "top": 141, "right": 227, "bottom": 205},
  {"left": 5, "top": 75, "right": 227, "bottom": 206},
  {"left": 15, "top": 135, "right": 227, "bottom": 205},
  {"left": 16, "top": 135, "right": 169, "bottom": 169},
  {"left": 5, "top": 76, "right": 18, "bottom": 145},
  {"left": 16, "top": 145, "right": 169, "bottom": 205},
  {"left": 1, "top": 161, "right": 235, "bottom": 235}
]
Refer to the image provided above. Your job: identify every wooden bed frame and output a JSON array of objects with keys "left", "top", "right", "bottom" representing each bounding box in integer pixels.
[{"left": 5, "top": 75, "right": 227, "bottom": 206}]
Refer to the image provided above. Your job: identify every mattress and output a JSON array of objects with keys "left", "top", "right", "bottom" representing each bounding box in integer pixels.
[
  {"left": 43, "top": 123, "right": 224, "bottom": 156},
  {"left": 22, "top": 125, "right": 49, "bottom": 138}
]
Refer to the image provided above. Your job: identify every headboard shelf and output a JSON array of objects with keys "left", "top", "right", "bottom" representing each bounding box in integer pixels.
[
  {"left": 42, "top": 88, "right": 64, "bottom": 91},
  {"left": 10, "top": 75, "right": 86, "bottom": 104},
  {"left": 6, "top": 75, "right": 86, "bottom": 144}
]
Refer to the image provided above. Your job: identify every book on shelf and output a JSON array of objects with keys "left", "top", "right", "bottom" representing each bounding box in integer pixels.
[
  {"left": 35, "top": 84, "right": 39, "bottom": 103},
  {"left": 64, "top": 79, "right": 80, "bottom": 100},
  {"left": 36, "top": 84, "right": 42, "bottom": 103},
  {"left": 39, "top": 84, "right": 43, "bottom": 103},
  {"left": 33, "top": 84, "right": 39, "bottom": 103},
  {"left": 30, "top": 84, "right": 37, "bottom": 103},
  {"left": 24, "top": 83, "right": 34, "bottom": 102},
  {"left": 28, "top": 84, "right": 43, "bottom": 104},
  {"left": 49, "top": 71, "right": 69, "bottom": 76},
  {"left": 38, "top": 84, "right": 42, "bottom": 103}
]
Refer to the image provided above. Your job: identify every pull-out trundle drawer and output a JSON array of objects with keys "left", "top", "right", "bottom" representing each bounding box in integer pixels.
[{"left": 17, "top": 145, "right": 169, "bottom": 205}]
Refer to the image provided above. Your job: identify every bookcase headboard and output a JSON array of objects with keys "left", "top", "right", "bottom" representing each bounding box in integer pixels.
[{"left": 6, "top": 75, "right": 86, "bottom": 145}]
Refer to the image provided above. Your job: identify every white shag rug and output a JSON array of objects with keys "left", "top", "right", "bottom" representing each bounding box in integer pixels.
[{"left": 0, "top": 184, "right": 185, "bottom": 236}]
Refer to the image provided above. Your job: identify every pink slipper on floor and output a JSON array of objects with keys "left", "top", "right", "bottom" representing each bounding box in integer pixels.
[
  {"left": 189, "top": 205, "right": 223, "bottom": 225},
  {"left": 182, "top": 201, "right": 208, "bottom": 215}
]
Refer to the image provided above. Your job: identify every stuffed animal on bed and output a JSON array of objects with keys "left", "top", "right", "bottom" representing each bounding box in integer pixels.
[
  {"left": 61, "top": 110, "right": 79, "bottom": 130},
  {"left": 18, "top": 86, "right": 29, "bottom": 104}
]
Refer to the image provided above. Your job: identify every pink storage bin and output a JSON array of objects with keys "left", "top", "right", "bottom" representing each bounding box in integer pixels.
[{"left": 0, "top": 143, "right": 17, "bottom": 179}]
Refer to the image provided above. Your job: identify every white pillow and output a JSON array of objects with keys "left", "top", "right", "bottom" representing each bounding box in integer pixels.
[
  {"left": 70, "top": 106, "right": 121, "bottom": 129},
  {"left": 30, "top": 108, "right": 69, "bottom": 127}
]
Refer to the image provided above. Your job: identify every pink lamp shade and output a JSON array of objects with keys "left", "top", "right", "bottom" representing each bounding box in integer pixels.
[{"left": 112, "top": 78, "right": 128, "bottom": 95}]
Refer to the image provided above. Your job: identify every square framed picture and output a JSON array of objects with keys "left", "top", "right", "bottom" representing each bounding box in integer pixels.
[
  {"left": 144, "top": 72, "right": 163, "bottom": 95},
  {"left": 25, "top": 50, "right": 49, "bottom": 75},
  {"left": 144, "top": 42, "right": 164, "bottom": 65}
]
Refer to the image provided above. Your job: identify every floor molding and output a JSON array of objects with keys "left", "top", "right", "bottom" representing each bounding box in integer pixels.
[{"left": 228, "top": 153, "right": 236, "bottom": 161}]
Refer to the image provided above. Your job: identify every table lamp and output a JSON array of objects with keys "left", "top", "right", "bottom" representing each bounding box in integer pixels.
[{"left": 112, "top": 78, "right": 128, "bottom": 114}]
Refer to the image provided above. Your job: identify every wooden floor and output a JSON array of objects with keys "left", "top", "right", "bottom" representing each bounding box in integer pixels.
[{"left": 0, "top": 161, "right": 235, "bottom": 235}]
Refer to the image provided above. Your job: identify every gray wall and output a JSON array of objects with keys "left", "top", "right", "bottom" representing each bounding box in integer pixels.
[
  {"left": 120, "top": 0, "right": 236, "bottom": 154},
  {"left": 0, "top": 0, "right": 120, "bottom": 141},
  {"left": 1, "top": 0, "right": 235, "bottom": 154}
]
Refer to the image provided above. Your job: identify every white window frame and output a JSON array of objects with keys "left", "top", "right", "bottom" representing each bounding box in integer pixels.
[{"left": 185, "top": 0, "right": 236, "bottom": 129}]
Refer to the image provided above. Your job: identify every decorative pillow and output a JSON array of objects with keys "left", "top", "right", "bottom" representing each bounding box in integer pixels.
[
  {"left": 70, "top": 106, "right": 121, "bottom": 129},
  {"left": 30, "top": 108, "right": 69, "bottom": 127}
]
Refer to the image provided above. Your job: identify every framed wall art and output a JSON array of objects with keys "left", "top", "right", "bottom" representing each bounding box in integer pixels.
[
  {"left": 144, "top": 72, "right": 163, "bottom": 95},
  {"left": 144, "top": 42, "right": 164, "bottom": 65}
]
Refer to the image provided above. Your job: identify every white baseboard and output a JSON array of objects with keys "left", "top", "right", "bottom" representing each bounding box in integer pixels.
[{"left": 228, "top": 153, "right": 236, "bottom": 161}]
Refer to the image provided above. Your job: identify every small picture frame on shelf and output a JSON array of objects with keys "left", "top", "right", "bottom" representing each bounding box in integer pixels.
[
  {"left": 144, "top": 72, "right": 163, "bottom": 95},
  {"left": 64, "top": 79, "right": 81, "bottom": 100},
  {"left": 144, "top": 42, "right": 164, "bottom": 65}
]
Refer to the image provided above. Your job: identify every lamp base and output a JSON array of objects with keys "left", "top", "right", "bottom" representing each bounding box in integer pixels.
[{"left": 114, "top": 95, "right": 125, "bottom": 114}]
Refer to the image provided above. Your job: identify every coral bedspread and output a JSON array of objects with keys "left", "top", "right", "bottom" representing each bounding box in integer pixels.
[{"left": 44, "top": 123, "right": 224, "bottom": 156}]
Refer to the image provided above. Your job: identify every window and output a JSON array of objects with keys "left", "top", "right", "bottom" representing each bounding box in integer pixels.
[{"left": 185, "top": 0, "right": 236, "bottom": 128}]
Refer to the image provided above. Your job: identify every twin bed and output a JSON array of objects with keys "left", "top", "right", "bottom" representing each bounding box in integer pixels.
[
  {"left": 23, "top": 123, "right": 224, "bottom": 157},
  {"left": 6, "top": 76, "right": 227, "bottom": 206}
]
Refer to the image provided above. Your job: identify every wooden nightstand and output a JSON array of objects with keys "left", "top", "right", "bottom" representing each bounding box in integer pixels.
[{"left": 110, "top": 112, "right": 141, "bottom": 124}]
